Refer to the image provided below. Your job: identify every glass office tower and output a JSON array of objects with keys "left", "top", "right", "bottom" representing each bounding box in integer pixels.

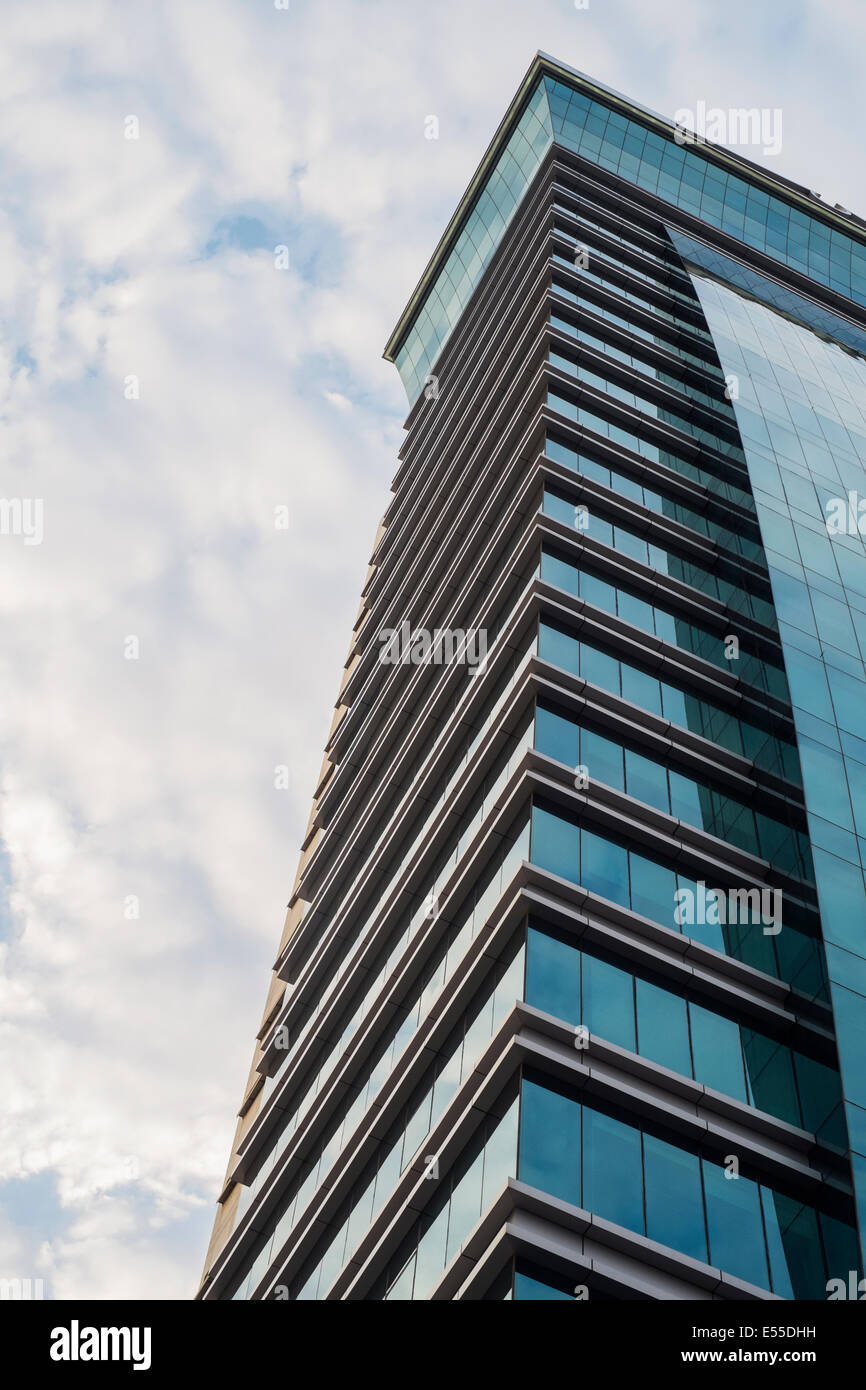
[{"left": 198, "top": 54, "right": 866, "bottom": 1301}]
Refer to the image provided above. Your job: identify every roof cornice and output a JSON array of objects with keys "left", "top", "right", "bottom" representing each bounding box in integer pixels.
[{"left": 383, "top": 51, "right": 866, "bottom": 364}]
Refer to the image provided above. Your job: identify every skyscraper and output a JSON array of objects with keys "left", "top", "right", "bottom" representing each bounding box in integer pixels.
[{"left": 199, "top": 53, "right": 866, "bottom": 1301}]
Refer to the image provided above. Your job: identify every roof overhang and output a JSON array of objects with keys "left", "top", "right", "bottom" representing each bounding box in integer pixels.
[{"left": 383, "top": 50, "right": 866, "bottom": 365}]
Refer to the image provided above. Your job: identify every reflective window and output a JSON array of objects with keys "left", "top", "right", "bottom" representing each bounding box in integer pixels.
[
  {"left": 534, "top": 698, "right": 813, "bottom": 879},
  {"left": 517, "top": 1071, "right": 860, "bottom": 1297},
  {"left": 525, "top": 922, "right": 842, "bottom": 1137},
  {"left": 582, "top": 1105, "right": 643, "bottom": 1232},
  {"left": 544, "top": 75, "right": 866, "bottom": 308},
  {"left": 644, "top": 1134, "right": 706, "bottom": 1262},
  {"left": 543, "top": 485, "right": 775, "bottom": 626},
  {"left": 229, "top": 937, "right": 525, "bottom": 1299},
  {"left": 393, "top": 80, "right": 553, "bottom": 402},
  {"left": 673, "top": 237, "right": 866, "bottom": 1228},
  {"left": 540, "top": 544, "right": 789, "bottom": 701},
  {"left": 529, "top": 799, "right": 827, "bottom": 997}
]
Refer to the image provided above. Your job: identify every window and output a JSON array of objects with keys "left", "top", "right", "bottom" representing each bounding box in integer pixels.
[
  {"left": 702, "top": 1158, "right": 767, "bottom": 1289},
  {"left": 643, "top": 1134, "right": 706, "bottom": 1262},
  {"left": 583, "top": 952, "right": 635, "bottom": 1051},
  {"left": 635, "top": 977, "right": 690, "bottom": 1076},
  {"left": 582, "top": 1106, "right": 643, "bottom": 1231},
  {"left": 517, "top": 1073, "right": 859, "bottom": 1297},
  {"left": 519, "top": 1075, "right": 581, "bottom": 1208}
]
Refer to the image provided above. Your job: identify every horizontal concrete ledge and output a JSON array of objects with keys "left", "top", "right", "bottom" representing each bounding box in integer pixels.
[{"left": 439, "top": 1184, "right": 779, "bottom": 1301}]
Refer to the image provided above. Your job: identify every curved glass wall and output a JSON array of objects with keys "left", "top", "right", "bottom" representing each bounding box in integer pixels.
[{"left": 667, "top": 229, "right": 866, "bottom": 1250}]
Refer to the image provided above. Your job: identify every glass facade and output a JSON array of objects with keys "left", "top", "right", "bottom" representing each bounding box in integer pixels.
[
  {"left": 525, "top": 922, "right": 845, "bottom": 1143},
  {"left": 542, "top": 77, "right": 866, "bottom": 308},
  {"left": 376, "top": 1089, "right": 520, "bottom": 1301},
  {"left": 234, "top": 811, "right": 530, "bottom": 1229},
  {"left": 233, "top": 943, "right": 526, "bottom": 1301},
  {"left": 528, "top": 799, "right": 826, "bottom": 995},
  {"left": 206, "top": 56, "right": 866, "bottom": 1304},
  {"left": 547, "top": 385, "right": 757, "bottom": 510},
  {"left": 519, "top": 1071, "right": 859, "bottom": 1299},
  {"left": 666, "top": 232, "right": 866, "bottom": 1237},
  {"left": 394, "top": 81, "right": 553, "bottom": 403},
  {"left": 390, "top": 66, "right": 866, "bottom": 405},
  {"left": 543, "top": 482, "right": 776, "bottom": 626},
  {"left": 544, "top": 433, "right": 766, "bottom": 564},
  {"left": 540, "top": 544, "right": 790, "bottom": 699},
  {"left": 534, "top": 697, "right": 813, "bottom": 879},
  {"left": 537, "top": 616, "right": 800, "bottom": 783}
]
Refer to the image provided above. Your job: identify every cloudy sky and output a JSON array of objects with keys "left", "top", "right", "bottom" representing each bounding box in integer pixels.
[{"left": 0, "top": 0, "right": 863, "bottom": 1302}]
